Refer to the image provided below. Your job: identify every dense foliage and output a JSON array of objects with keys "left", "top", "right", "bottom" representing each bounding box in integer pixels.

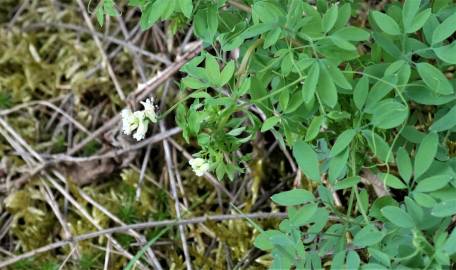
[{"left": 99, "top": 0, "right": 456, "bottom": 269}]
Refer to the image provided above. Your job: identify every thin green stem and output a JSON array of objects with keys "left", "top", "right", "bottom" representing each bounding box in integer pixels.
[
  {"left": 227, "top": 0, "right": 252, "bottom": 13},
  {"left": 342, "top": 70, "right": 408, "bottom": 107},
  {"left": 251, "top": 76, "right": 305, "bottom": 103},
  {"left": 158, "top": 89, "right": 204, "bottom": 120}
]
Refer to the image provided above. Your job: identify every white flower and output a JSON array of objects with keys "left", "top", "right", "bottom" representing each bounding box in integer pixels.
[
  {"left": 121, "top": 109, "right": 137, "bottom": 135},
  {"left": 121, "top": 98, "right": 157, "bottom": 141},
  {"left": 141, "top": 98, "right": 157, "bottom": 123},
  {"left": 189, "top": 158, "right": 210, "bottom": 176},
  {"left": 132, "top": 111, "right": 148, "bottom": 141}
]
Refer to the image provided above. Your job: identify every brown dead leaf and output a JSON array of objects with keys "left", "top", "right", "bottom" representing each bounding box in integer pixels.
[{"left": 59, "top": 159, "right": 115, "bottom": 185}]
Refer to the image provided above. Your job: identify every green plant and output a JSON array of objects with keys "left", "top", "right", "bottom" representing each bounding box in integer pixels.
[
  {"left": 39, "top": 260, "right": 59, "bottom": 270},
  {"left": 98, "top": 0, "right": 456, "bottom": 268},
  {"left": 79, "top": 252, "right": 103, "bottom": 270}
]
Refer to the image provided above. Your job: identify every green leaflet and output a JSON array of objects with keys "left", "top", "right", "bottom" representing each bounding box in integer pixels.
[
  {"left": 404, "top": 197, "right": 424, "bottom": 226},
  {"left": 307, "top": 208, "right": 329, "bottom": 238},
  {"left": 330, "top": 129, "right": 356, "bottom": 157},
  {"left": 193, "top": 6, "right": 218, "bottom": 43},
  {"left": 362, "top": 130, "right": 394, "bottom": 163},
  {"left": 261, "top": 116, "right": 280, "bottom": 132},
  {"left": 333, "top": 3, "right": 351, "bottom": 30},
  {"left": 182, "top": 77, "right": 208, "bottom": 89},
  {"left": 364, "top": 75, "right": 398, "bottom": 110},
  {"left": 178, "top": 0, "right": 193, "bottom": 18},
  {"left": 353, "top": 224, "right": 385, "bottom": 247},
  {"left": 381, "top": 206, "right": 415, "bottom": 228},
  {"left": 430, "top": 106, "right": 456, "bottom": 132},
  {"left": 220, "top": 60, "right": 235, "bottom": 86},
  {"left": 400, "top": 126, "right": 426, "bottom": 143},
  {"left": 444, "top": 228, "right": 456, "bottom": 255},
  {"left": 415, "top": 174, "right": 452, "bottom": 192},
  {"left": 321, "top": 5, "right": 338, "bottom": 33},
  {"left": 333, "top": 26, "right": 370, "bottom": 41},
  {"left": 370, "top": 99, "right": 408, "bottom": 129},
  {"left": 405, "top": 84, "right": 456, "bottom": 106},
  {"left": 328, "top": 148, "right": 349, "bottom": 184},
  {"left": 103, "top": 0, "right": 119, "bottom": 16},
  {"left": 431, "top": 12, "right": 456, "bottom": 44},
  {"left": 324, "top": 61, "right": 352, "bottom": 90},
  {"left": 384, "top": 60, "right": 407, "bottom": 76},
  {"left": 407, "top": 9, "right": 431, "bottom": 33},
  {"left": 371, "top": 11, "right": 401, "bottom": 35},
  {"left": 396, "top": 147, "right": 412, "bottom": 184},
  {"left": 423, "top": 13, "right": 440, "bottom": 44},
  {"left": 317, "top": 64, "right": 338, "bottom": 108},
  {"left": 414, "top": 132, "right": 438, "bottom": 179},
  {"left": 402, "top": 0, "right": 421, "bottom": 33},
  {"left": 331, "top": 251, "right": 345, "bottom": 270},
  {"left": 302, "top": 61, "right": 320, "bottom": 103},
  {"left": 264, "top": 28, "right": 282, "bottom": 48},
  {"left": 353, "top": 76, "right": 369, "bottom": 110},
  {"left": 334, "top": 176, "right": 360, "bottom": 190},
  {"left": 305, "top": 115, "right": 325, "bottom": 142},
  {"left": 140, "top": 0, "right": 170, "bottom": 30},
  {"left": 293, "top": 140, "right": 320, "bottom": 182},
  {"left": 330, "top": 36, "right": 357, "bottom": 51},
  {"left": 413, "top": 192, "right": 437, "bottom": 208},
  {"left": 240, "top": 22, "right": 277, "bottom": 40},
  {"left": 368, "top": 248, "right": 391, "bottom": 268},
  {"left": 252, "top": 0, "right": 285, "bottom": 23},
  {"left": 271, "top": 189, "right": 315, "bottom": 206},
  {"left": 95, "top": 5, "right": 104, "bottom": 26},
  {"left": 378, "top": 173, "right": 407, "bottom": 189},
  {"left": 372, "top": 32, "right": 402, "bottom": 58},
  {"left": 431, "top": 199, "right": 456, "bottom": 217},
  {"left": 434, "top": 42, "right": 456, "bottom": 64},
  {"left": 254, "top": 230, "right": 283, "bottom": 250},
  {"left": 416, "top": 62, "right": 453, "bottom": 95},
  {"left": 290, "top": 203, "right": 318, "bottom": 226},
  {"left": 278, "top": 91, "right": 289, "bottom": 111},
  {"left": 205, "top": 54, "right": 221, "bottom": 85}
]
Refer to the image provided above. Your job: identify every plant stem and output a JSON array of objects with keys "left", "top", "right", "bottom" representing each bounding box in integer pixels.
[{"left": 228, "top": 0, "right": 252, "bottom": 13}]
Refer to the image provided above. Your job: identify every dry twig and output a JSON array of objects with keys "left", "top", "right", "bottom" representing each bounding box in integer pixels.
[{"left": 161, "top": 122, "right": 192, "bottom": 270}]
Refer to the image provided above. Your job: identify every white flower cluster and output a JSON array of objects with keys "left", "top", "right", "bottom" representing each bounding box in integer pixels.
[
  {"left": 189, "top": 158, "right": 210, "bottom": 177},
  {"left": 121, "top": 98, "right": 157, "bottom": 141},
  {"left": 123, "top": 98, "right": 210, "bottom": 177}
]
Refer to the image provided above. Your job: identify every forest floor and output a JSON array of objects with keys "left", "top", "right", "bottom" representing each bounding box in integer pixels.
[{"left": 0, "top": 1, "right": 295, "bottom": 269}]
